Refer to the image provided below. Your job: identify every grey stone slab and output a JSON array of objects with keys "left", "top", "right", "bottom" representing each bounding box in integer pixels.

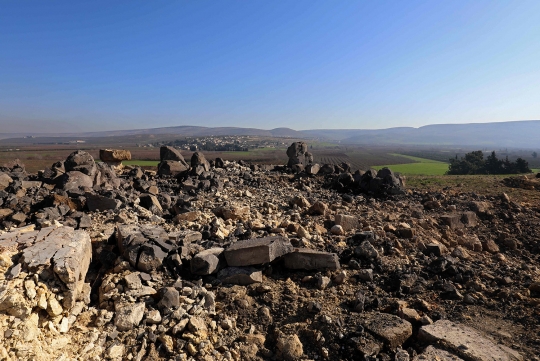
[
  {"left": 418, "top": 320, "right": 523, "bottom": 361},
  {"left": 224, "top": 236, "right": 293, "bottom": 267},
  {"left": 283, "top": 248, "right": 340, "bottom": 270}
]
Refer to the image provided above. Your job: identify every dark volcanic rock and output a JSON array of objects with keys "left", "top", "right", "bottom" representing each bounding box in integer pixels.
[{"left": 64, "top": 150, "right": 97, "bottom": 178}]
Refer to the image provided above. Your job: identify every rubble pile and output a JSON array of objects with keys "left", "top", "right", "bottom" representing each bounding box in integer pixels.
[
  {"left": 503, "top": 174, "right": 540, "bottom": 190},
  {"left": 0, "top": 144, "right": 539, "bottom": 360}
]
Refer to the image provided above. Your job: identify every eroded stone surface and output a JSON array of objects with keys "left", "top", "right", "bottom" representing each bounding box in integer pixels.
[
  {"left": 3, "top": 226, "right": 93, "bottom": 310},
  {"left": 419, "top": 320, "right": 523, "bottom": 361},
  {"left": 361, "top": 312, "right": 412, "bottom": 349}
]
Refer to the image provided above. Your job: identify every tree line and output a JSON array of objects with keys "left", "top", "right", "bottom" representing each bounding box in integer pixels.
[{"left": 447, "top": 151, "right": 531, "bottom": 175}]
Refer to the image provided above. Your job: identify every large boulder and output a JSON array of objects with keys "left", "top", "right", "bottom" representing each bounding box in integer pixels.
[
  {"left": 58, "top": 171, "right": 94, "bottom": 192},
  {"left": 158, "top": 146, "right": 190, "bottom": 177},
  {"left": 64, "top": 151, "right": 96, "bottom": 178},
  {"left": 116, "top": 225, "right": 172, "bottom": 272},
  {"left": 157, "top": 160, "right": 189, "bottom": 177},
  {"left": 94, "top": 162, "right": 121, "bottom": 189},
  {"left": 0, "top": 172, "right": 13, "bottom": 190},
  {"left": 160, "top": 146, "right": 185, "bottom": 162},
  {"left": 0, "top": 226, "right": 93, "bottom": 310},
  {"left": 332, "top": 167, "right": 405, "bottom": 196},
  {"left": 286, "top": 142, "right": 312, "bottom": 168},
  {"left": 191, "top": 152, "right": 210, "bottom": 173}
]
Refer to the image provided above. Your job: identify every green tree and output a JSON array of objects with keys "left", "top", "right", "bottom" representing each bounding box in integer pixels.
[
  {"left": 447, "top": 150, "right": 529, "bottom": 175},
  {"left": 515, "top": 157, "right": 531, "bottom": 173},
  {"left": 485, "top": 151, "right": 502, "bottom": 174}
]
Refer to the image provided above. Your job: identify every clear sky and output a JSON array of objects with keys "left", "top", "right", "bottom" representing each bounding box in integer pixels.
[{"left": 1, "top": 1, "right": 540, "bottom": 133}]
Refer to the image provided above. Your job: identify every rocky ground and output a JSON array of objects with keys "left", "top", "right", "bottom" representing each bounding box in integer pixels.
[{"left": 0, "top": 143, "right": 539, "bottom": 361}]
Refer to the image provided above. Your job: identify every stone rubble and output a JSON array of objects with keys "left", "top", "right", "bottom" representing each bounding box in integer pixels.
[{"left": 0, "top": 145, "right": 537, "bottom": 360}]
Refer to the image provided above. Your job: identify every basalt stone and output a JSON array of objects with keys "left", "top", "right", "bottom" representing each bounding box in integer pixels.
[
  {"left": 94, "top": 162, "right": 121, "bottom": 189},
  {"left": 218, "top": 267, "right": 262, "bottom": 285},
  {"left": 86, "top": 193, "right": 122, "bottom": 212},
  {"left": 137, "top": 244, "right": 168, "bottom": 272},
  {"left": 139, "top": 194, "right": 163, "bottom": 215},
  {"left": 286, "top": 141, "right": 312, "bottom": 168},
  {"left": 283, "top": 248, "right": 340, "bottom": 270},
  {"left": 157, "top": 287, "right": 180, "bottom": 309},
  {"left": 59, "top": 171, "right": 94, "bottom": 193},
  {"left": 191, "top": 152, "right": 210, "bottom": 172},
  {"left": 224, "top": 236, "right": 293, "bottom": 267},
  {"left": 160, "top": 146, "right": 186, "bottom": 162},
  {"left": 361, "top": 312, "right": 412, "bottom": 349},
  {"left": 158, "top": 160, "right": 189, "bottom": 177},
  {"left": 191, "top": 248, "right": 224, "bottom": 275},
  {"left": 64, "top": 151, "right": 97, "bottom": 178}
]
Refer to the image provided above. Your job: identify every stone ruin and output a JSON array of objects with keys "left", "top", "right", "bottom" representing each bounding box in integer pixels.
[
  {"left": 0, "top": 144, "right": 534, "bottom": 360},
  {"left": 285, "top": 141, "right": 405, "bottom": 196}
]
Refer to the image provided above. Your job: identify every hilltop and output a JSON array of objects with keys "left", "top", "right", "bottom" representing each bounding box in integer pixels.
[{"left": 2, "top": 120, "right": 540, "bottom": 148}]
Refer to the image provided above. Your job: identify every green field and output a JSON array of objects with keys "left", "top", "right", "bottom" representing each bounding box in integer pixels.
[
  {"left": 373, "top": 154, "right": 449, "bottom": 175},
  {"left": 123, "top": 160, "right": 159, "bottom": 166}
]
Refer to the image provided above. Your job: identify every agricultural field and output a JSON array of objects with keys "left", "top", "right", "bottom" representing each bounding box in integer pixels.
[
  {"left": 372, "top": 154, "right": 449, "bottom": 176},
  {"left": 313, "top": 148, "right": 414, "bottom": 171},
  {"left": 0, "top": 139, "right": 414, "bottom": 172},
  {"left": 2, "top": 134, "right": 539, "bottom": 179}
]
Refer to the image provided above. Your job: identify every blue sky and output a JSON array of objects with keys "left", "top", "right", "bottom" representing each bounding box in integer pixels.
[{"left": 1, "top": 1, "right": 540, "bottom": 132}]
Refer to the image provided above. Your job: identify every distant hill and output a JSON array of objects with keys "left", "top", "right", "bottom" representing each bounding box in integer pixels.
[
  {"left": 1, "top": 120, "right": 539, "bottom": 148},
  {"left": 0, "top": 126, "right": 301, "bottom": 139},
  {"left": 337, "top": 121, "right": 540, "bottom": 148}
]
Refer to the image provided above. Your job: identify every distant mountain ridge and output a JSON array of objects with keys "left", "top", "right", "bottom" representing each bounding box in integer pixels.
[
  {"left": 0, "top": 126, "right": 302, "bottom": 140},
  {"left": 1, "top": 120, "right": 539, "bottom": 148}
]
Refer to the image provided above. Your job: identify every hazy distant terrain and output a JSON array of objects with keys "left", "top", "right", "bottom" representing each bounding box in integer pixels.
[{"left": 1, "top": 120, "right": 539, "bottom": 148}]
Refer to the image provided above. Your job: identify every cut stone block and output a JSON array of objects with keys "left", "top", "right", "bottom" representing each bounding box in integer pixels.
[
  {"left": 283, "top": 248, "right": 340, "bottom": 270},
  {"left": 224, "top": 236, "right": 293, "bottom": 267},
  {"left": 335, "top": 214, "right": 360, "bottom": 231}
]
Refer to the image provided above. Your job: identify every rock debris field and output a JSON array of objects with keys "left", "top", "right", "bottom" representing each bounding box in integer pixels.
[{"left": 0, "top": 142, "right": 539, "bottom": 361}]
